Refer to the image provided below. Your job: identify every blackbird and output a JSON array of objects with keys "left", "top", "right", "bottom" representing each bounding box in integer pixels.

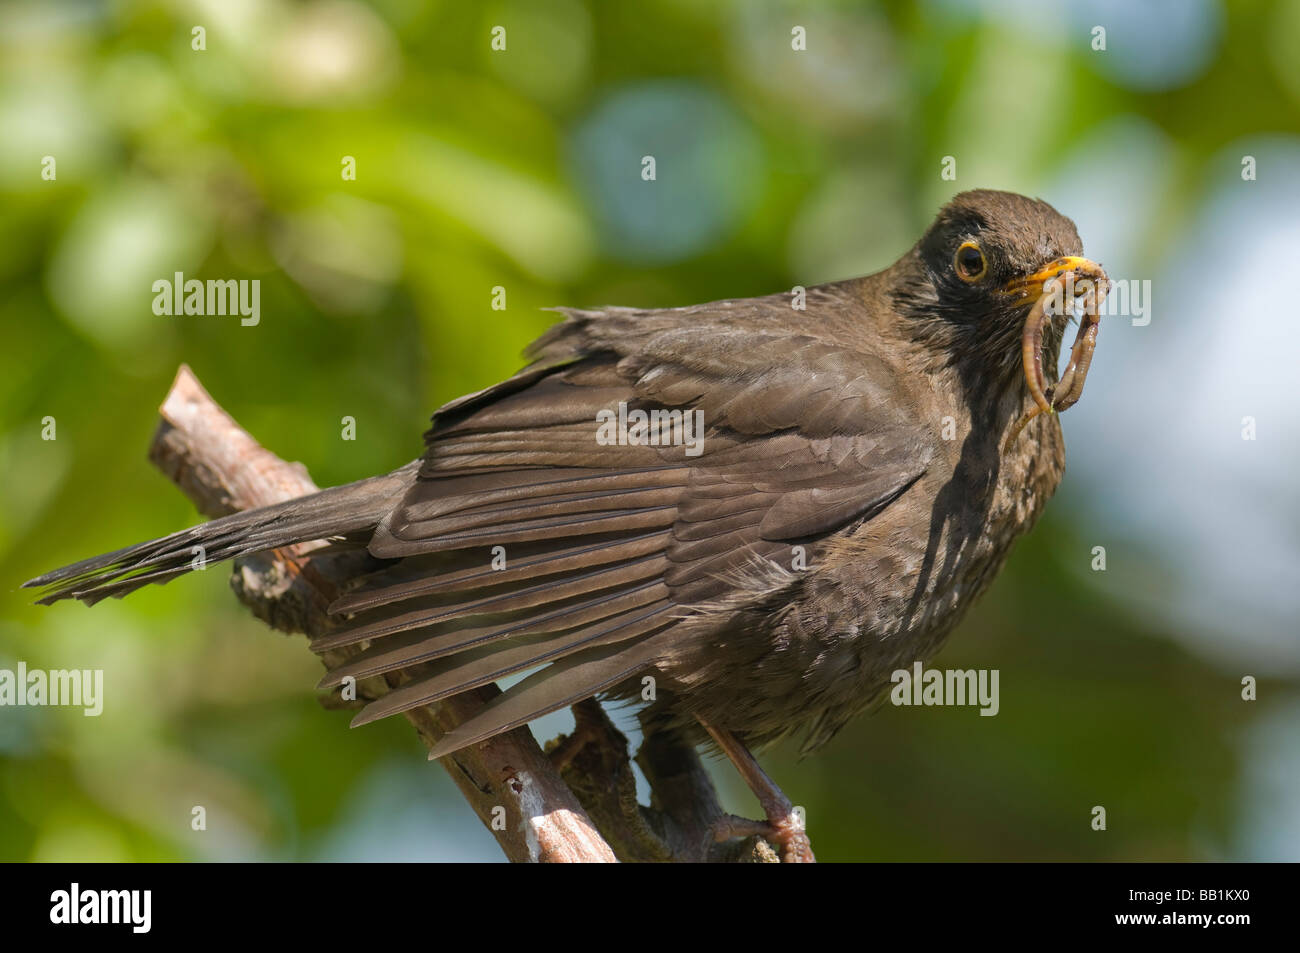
[{"left": 26, "top": 189, "right": 1109, "bottom": 862}]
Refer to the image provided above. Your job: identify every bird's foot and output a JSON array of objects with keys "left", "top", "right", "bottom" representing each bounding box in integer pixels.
[
  {"left": 767, "top": 810, "right": 815, "bottom": 863},
  {"left": 697, "top": 716, "right": 816, "bottom": 863},
  {"left": 711, "top": 813, "right": 770, "bottom": 841},
  {"left": 710, "top": 810, "right": 814, "bottom": 862}
]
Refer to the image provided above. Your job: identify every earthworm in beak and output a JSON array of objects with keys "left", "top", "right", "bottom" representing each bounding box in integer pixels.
[{"left": 1003, "top": 259, "right": 1109, "bottom": 451}]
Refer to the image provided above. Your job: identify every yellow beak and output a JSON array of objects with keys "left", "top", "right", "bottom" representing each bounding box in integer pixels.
[{"left": 1002, "top": 255, "right": 1108, "bottom": 303}]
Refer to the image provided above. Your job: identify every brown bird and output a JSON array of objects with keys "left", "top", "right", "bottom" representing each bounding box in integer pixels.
[{"left": 25, "top": 189, "right": 1108, "bottom": 863}]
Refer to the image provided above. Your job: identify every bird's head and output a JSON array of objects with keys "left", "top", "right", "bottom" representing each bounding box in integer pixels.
[{"left": 891, "top": 189, "right": 1108, "bottom": 429}]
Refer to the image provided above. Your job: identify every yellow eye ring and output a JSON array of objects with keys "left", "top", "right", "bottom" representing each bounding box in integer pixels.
[{"left": 953, "top": 241, "right": 987, "bottom": 282}]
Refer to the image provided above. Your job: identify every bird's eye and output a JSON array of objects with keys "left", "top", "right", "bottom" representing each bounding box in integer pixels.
[{"left": 953, "top": 241, "right": 987, "bottom": 282}]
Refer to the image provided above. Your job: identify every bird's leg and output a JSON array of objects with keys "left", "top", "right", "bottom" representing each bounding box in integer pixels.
[{"left": 696, "top": 716, "right": 815, "bottom": 863}]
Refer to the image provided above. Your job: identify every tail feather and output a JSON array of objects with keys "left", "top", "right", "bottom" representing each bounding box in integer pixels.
[{"left": 24, "top": 465, "right": 415, "bottom": 605}]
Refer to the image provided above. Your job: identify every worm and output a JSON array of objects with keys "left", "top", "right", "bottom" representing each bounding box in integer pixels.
[{"left": 1004, "top": 270, "right": 1109, "bottom": 452}]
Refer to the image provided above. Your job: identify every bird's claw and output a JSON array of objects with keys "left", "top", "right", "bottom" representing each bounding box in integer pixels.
[
  {"left": 711, "top": 812, "right": 815, "bottom": 863},
  {"left": 768, "top": 811, "right": 816, "bottom": 863}
]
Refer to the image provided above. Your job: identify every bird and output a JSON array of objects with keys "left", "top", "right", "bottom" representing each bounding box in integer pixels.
[{"left": 25, "top": 188, "right": 1108, "bottom": 863}]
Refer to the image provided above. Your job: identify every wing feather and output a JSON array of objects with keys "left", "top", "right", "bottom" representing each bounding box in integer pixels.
[{"left": 312, "top": 298, "right": 935, "bottom": 755}]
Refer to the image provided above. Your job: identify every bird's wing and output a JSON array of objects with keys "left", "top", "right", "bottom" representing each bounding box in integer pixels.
[{"left": 321, "top": 305, "right": 934, "bottom": 754}]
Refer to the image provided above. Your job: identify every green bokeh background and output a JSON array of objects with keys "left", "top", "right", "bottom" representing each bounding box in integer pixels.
[{"left": 1, "top": 0, "right": 1297, "bottom": 861}]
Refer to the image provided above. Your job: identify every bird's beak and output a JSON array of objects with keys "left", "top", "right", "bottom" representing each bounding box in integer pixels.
[
  {"left": 1001, "top": 256, "right": 1110, "bottom": 452},
  {"left": 1001, "top": 256, "right": 1108, "bottom": 304}
]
